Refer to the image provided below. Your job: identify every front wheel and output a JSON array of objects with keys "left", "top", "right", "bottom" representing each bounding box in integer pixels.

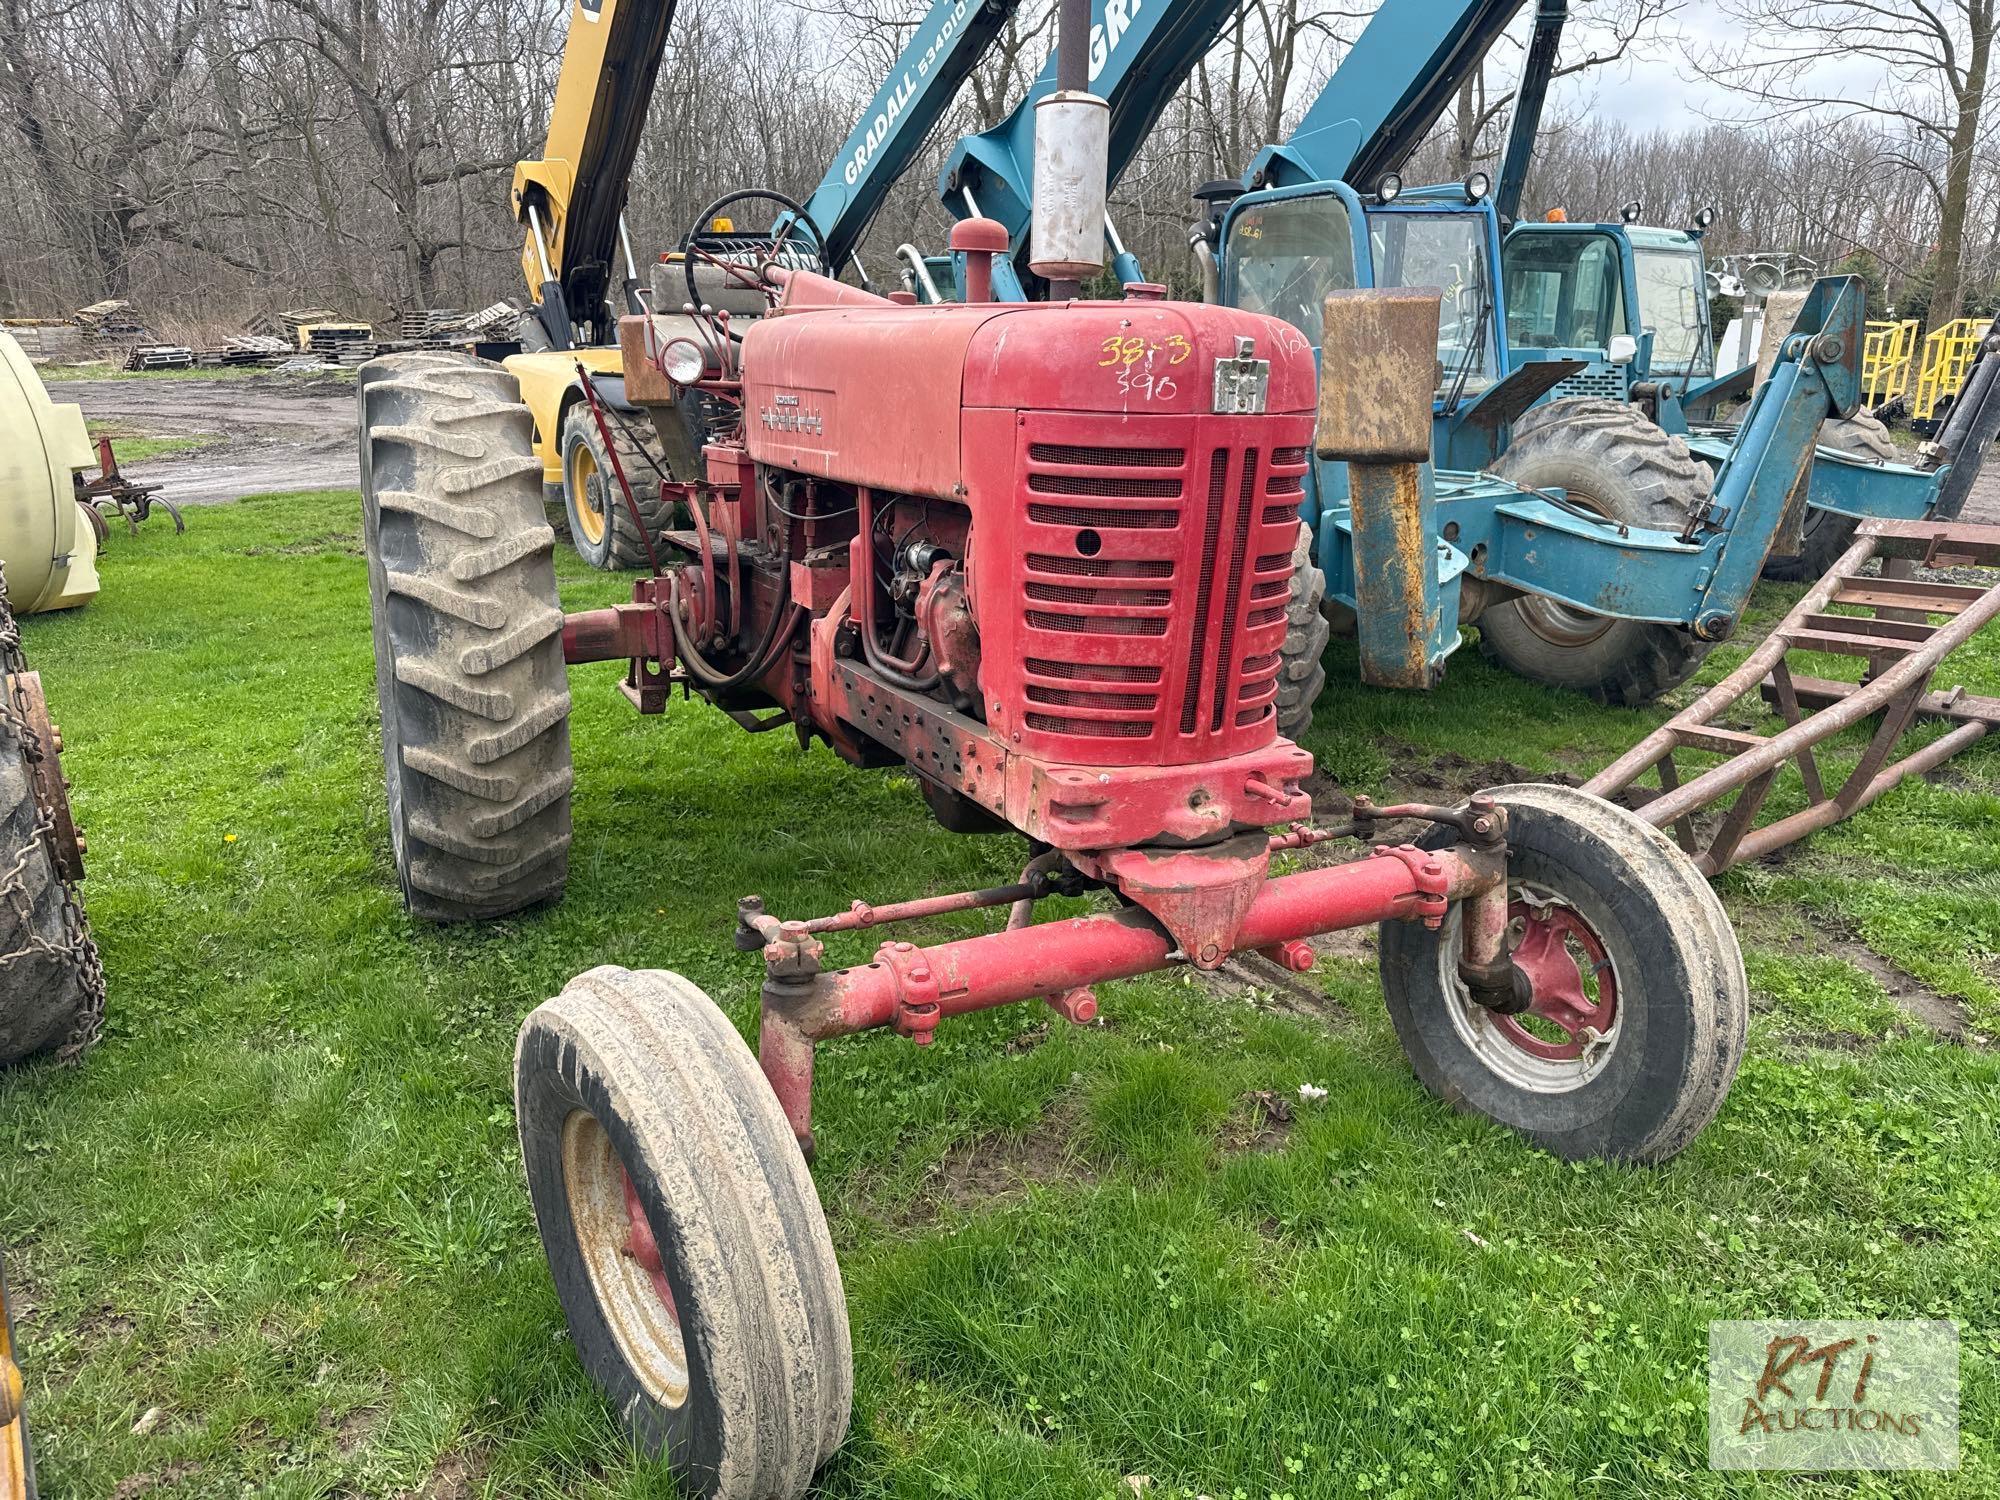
[
  {"left": 560, "top": 403, "right": 672, "bottom": 571},
  {"left": 516, "top": 967, "right": 851, "bottom": 1499},
  {"left": 1479, "top": 400, "right": 1713, "bottom": 705},
  {"left": 1379, "top": 783, "right": 1747, "bottom": 1163}
]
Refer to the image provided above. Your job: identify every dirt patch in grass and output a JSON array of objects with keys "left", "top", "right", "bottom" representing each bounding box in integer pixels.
[
  {"left": 398, "top": 1447, "right": 488, "bottom": 1500},
  {"left": 1210, "top": 940, "right": 1364, "bottom": 1027},
  {"left": 1383, "top": 740, "right": 1579, "bottom": 801},
  {"left": 109, "top": 1460, "right": 203, "bottom": 1498},
  {"left": 900, "top": 1098, "right": 1089, "bottom": 1223},
  {"left": 1220, "top": 1089, "right": 1295, "bottom": 1154},
  {"left": 326, "top": 1404, "right": 384, "bottom": 1458},
  {"left": 77, "top": 1302, "right": 137, "bottom": 1346},
  {"left": 1740, "top": 904, "right": 1977, "bottom": 1042}
]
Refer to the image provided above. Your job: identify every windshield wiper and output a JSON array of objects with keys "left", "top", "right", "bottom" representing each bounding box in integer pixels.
[{"left": 1442, "top": 280, "right": 1493, "bottom": 418}]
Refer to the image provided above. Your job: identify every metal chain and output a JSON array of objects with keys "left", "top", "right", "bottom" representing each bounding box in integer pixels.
[{"left": 0, "top": 561, "right": 105, "bottom": 1062}]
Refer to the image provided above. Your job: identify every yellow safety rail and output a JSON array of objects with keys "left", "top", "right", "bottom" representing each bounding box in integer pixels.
[
  {"left": 1861, "top": 318, "right": 1917, "bottom": 408},
  {"left": 1914, "top": 317, "right": 1987, "bottom": 420}
]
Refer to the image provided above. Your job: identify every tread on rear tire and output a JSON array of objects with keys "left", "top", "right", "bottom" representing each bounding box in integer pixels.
[
  {"left": 1276, "top": 527, "right": 1329, "bottom": 740},
  {"left": 516, "top": 967, "right": 851, "bottom": 1499},
  {"left": 360, "top": 352, "right": 573, "bottom": 923},
  {"left": 1479, "top": 399, "right": 1713, "bottom": 705},
  {"left": 1378, "top": 783, "right": 1747, "bottom": 1164}
]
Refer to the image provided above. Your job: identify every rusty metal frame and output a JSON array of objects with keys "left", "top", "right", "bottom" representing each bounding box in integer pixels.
[{"left": 1586, "top": 519, "right": 2000, "bottom": 874}]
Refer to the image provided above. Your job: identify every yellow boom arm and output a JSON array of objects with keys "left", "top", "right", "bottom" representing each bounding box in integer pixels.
[{"left": 514, "top": 0, "right": 676, "bottom": 350}]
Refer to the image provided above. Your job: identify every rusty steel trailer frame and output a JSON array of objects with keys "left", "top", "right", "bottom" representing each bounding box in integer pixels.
[{"left": 1585, "top": 518, "right": 2000, "bottom": 874}]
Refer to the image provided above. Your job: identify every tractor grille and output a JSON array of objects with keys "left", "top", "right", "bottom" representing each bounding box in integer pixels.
[
  {"left": 1002, "top": 418, "right": 1311, "bottom": 765},
  {"left": 1549, "top": 367, "right": 1625, "bottom": 402}
]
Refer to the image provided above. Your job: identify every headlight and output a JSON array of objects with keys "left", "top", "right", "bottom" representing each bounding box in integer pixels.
[
  {"left": 1694, "top": 205, "right": 1717, "bottom": 230},
  {"left": 661, "top": 337, "right": 707, "bottom": 385},
  {"left": 1619, "top": 199, "right": 1643, "bottom": 224},
  {"left": 1463, "top": 170, "right": 1491, "bottom": 202},
  {"left": 1376, "top": 172, "right": 1402, "bottom": 204}
]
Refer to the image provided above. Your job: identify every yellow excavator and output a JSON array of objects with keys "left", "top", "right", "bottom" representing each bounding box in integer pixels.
[
  {"left": 505, "top": 0, "right": 677, "bottom": 570},
  {"left": 508, "top": 0, "right": 1023, "bottom": 570},
  {"left": 1, "top": 1255, "right": 31, "bottom": 1500}
]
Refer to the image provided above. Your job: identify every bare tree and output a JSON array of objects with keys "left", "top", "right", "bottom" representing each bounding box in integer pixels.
[{"left": 1693, "top": 0, "right": 1998, "bottom": 325}]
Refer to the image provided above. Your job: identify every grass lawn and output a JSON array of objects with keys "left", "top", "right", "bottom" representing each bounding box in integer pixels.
[
  {"left": 85, "top": 421, "right": 213, "bottom": 463},
  {"left": 2, "top": 490, "right": 1997, "bottom": 1498}
]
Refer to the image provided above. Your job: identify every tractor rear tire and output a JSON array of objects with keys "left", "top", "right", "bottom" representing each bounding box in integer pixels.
[
  {"left": 1276, "top": 528, "right": 1329, "bottom": 740},
  {"left": 516, "top": 967, "right": 851, "bottom": 1499},
  {"left": 1759, "top": 411, "right": 1899, "bottom": 583},
  {"left": 1379, "top": 783, "right": 1747, "bottom": 1164},
  {"left": 360, "top": 353, "right": 573, "bottom": 923},
  {"left": 560, "top": 403, "right": 673, "bottom": 572},
  {"left": 0, "top": 588, "right": 102, "bottom": 1068},
  {"left": 1479, "top": 400, "right": 1713, "bottom": 705}
]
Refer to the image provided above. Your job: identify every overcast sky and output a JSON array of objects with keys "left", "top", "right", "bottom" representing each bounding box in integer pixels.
[{"left": 1529, "top": 1, "right": 1896, "bottom": 133}]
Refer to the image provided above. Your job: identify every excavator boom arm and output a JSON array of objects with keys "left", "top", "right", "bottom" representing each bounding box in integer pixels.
[{"left": 515, "top": 0, "right": 676, "bottom": 349}]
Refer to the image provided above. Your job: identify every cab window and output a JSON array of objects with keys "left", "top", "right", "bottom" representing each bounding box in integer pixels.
[
  {"left": 1503, "top": 231, "right": 1626, "bottom": 351},
  {"left": 1633, "top": 248, "right": 1713, "bottom": 378},
  {"left": 1367, "top": 210, "right": 1498, "bottom": 393},
  {"left": 1223, "top": 194, "right": 1358, "bottom": 346}
]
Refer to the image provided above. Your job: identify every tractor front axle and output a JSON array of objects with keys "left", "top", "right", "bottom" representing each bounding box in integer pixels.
[{"left": 742, "top": 826, "right": 1513, "bottom": 1153}]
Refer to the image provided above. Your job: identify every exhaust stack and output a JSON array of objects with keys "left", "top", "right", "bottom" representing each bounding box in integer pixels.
[{"left": 1030, "top": 0, "right": 1108, "bottom": 294}]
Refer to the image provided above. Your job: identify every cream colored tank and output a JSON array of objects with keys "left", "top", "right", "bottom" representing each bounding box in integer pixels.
[{"left": 0, "top": 330, "right": 99, "bottom": 613}]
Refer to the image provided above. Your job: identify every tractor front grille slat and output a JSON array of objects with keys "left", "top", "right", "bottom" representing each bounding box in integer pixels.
[
  {"left": 1026, "top": 657, "right": 1162, "bottom": 684},
  {"left": 1026, "top": 581, "right": 1173, "bottom": 608},
  {"left": 1027, "top": 684, "right": 1157, "bottom": 711},
  {"left": 1209, "top": 449, "right": 1259, "bottom": 732},
  {"left": 1012, "top": 417, "right": 1306, "bottom": 761},
  {"left": 1026, "top": 610, "right": 1168, "bottom": 636},
  {"left": 1027, "top": 553, "right": 1174, "bottom": 578},
  {"left": 1028, "top": 443, "right": 1183, "bottom": 467},
  {"left": 1027, "top": 503, "right": 1178, "bottom": 529},
  {"left": 1025, "top": 713, "right": 1153, "bottom": 738},
  {"left": 1029, "top": 472, "right": 1183, "bottom": 498}
]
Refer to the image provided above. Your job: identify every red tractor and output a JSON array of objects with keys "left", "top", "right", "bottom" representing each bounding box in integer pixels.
[{"left": 360, "top": 195, "right": 1745, "bottom": 1494}]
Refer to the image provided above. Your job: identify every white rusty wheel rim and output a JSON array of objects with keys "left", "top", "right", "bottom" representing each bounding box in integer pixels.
[
  {"left": 1444, "top": 880, "right": 1625, "bottom": 1095},
  {"left": 561, "top": 1109, "right": 689, "bottom": 1408}
]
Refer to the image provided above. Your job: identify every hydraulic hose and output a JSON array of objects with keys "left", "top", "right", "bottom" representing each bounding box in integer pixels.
[{"left": 668, "top": 569, "right": 800, "bottom": 692}]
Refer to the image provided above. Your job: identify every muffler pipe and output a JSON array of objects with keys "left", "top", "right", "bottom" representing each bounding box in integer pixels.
[{"left": 1030, "top": 0, "right": 1108, "bottom": 298}]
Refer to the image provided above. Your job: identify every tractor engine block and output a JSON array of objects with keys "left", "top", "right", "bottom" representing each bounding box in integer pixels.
[{"left": 738, "top": 284, "right": 1320, "bottom": 809}]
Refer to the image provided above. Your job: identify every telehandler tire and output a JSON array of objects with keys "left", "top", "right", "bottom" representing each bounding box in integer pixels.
[
  {"left": 1379, "top": 784, "right": 1747, "bottom": 1164},
  {"left": 360, "top": 353, "right": 573, "bottom": 923},
  {"left": 1758, "top": 410, "right": 1898, "bottom": 583},
  {"left": 1276, "top": 527, "right": 1329, "bottom": 740},
  {"left": 560, "top": 403, "right": 673, "bottom": 572},
  {"left": 516, "top": 967, "right": 852, "bottom": 1499},
  {"left": 1478, "top": 399, "right": 1712, "bottom": 705},
  {"left": 0, "top": 582, "right": 102, "bottom": 1069}
]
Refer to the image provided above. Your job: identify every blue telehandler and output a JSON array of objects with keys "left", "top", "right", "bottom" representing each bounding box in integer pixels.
[{"left": 924, "top": 0, "right": 2000, "bottom": 718}]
